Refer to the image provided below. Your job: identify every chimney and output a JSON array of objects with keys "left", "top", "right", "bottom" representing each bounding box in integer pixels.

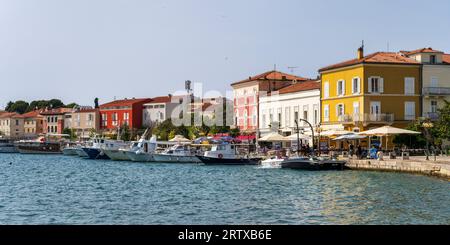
[
  {"left": 357, "top": 41, "right": 364, "bottom": 60},
  {"left": 357, "top": 46, "right": 364, "bottom": 60}
]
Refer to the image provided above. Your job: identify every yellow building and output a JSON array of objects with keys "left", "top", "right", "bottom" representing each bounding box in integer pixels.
[{"left": 319, "top": 47, "right": 422, "bottom": 134}]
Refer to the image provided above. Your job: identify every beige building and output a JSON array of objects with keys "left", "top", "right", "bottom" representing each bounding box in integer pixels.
[
  {"left": 22, "top": 110, "right": 44, "bottom": 138},
  {"left": 0, "top": 112, "right": 25, "bottom": 138},
  {"left": 402, "top": 48, "right": 450, "bottom": 120},
  {"left": 68, "top": 107, "right": 100, "bottom": 138}
]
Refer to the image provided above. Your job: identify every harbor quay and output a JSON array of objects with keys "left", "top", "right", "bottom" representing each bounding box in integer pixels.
[{"left": 345, "top": 156, "right": 450, "bottom": 180}]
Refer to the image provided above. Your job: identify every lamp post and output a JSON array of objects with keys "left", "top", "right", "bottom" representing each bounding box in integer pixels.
[
  {"left": 295, "top": 119, "right": 315, "bottom": 156},
  {"left": 422, "top": 121, "right": 434, "bottom": 161}
]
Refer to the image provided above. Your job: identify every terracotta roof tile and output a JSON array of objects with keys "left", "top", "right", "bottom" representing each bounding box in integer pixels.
[
  {"left": 20, "top": 110, "right": 42, "bottom": 118},
  {"left": 0, "top": 112, "right": 19, "bottom": 118},
  {"left": 100, "top": 98, "right": 152, "bottom": 108},
  {"left": 443, "top": 54, "right": 450, "bottom": 64},
  {"left": 231, "top": 70, "right": 310, "bottom": 86},
  {"left": 277, "top": 80, "right": 321, "bottom": 95},
  {"left": 149, "top": 96, "right": 172, "bottom": 104},
  {"left": 319, "top": 52, "right": 420, "bottom": 72},
  {"left": 40, "top": 108, "right": 73, "bottom": 115},
  {"left": 401, "top": 47, "right": 444, "bottom": 55}
]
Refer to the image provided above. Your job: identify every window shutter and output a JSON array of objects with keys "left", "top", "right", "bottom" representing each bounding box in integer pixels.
[
  {"left": 324, "top": 82, "right": 329, "bottom": 98},
  {"left": 337, "top": 82, "right": 340, "bottom": 96},
  {"left": 357, "top": 78, "right": 361, "bottom": 94},
  {"left": 379, "top": 78, "right": 384, "bottom": 93},
  {"left": 368, "top": 78, "right": 372, "bottom": 93},
  {"left": 342, "top": 80, "right": 346, "bottom": 95}
]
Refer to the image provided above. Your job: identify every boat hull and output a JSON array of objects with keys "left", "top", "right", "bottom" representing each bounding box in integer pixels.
[
  {"left": 281, "top": 159, "right": 347, "bottom": 171},
  {"left": 76, "top": 148, "right": 89, "bottom": 158},
  {"left": 125, "top": 151, "right": 154, "bottom": 162},
  {"left": 62, "top": 148, "right": 78, "bottom": 156},
  {"left": 81, "top": 148, "right": 110, "bottom": 160},
  {"left": 0, "top": 146, "right": 19, "bottom": 153},
  {"left": 197, "top": 156, "right": 261, "bottom": 165},
  {"left": 153, "top": 154, "right": 200, "bottom": 163},
  {"left": 103, "top": 149, "right": 131, "bottom": 161},
  {"left": 16, "top": 143, "right": 62, "bottom": 154}
]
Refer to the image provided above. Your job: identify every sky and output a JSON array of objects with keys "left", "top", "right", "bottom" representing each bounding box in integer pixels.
[{"left": 1, "top": 0, "right": 450, "bottom": 109}]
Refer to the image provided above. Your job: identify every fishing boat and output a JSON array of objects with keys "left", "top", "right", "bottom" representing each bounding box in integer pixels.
[
  {"left": 153, "top": 144, "right": 200, "bottom": 163},
  {"left": 197, "top": 144, "right": 261, "bottom": 165},
  {"left": 15, "top": 134, "right": 67, "bottom": 154},
  {"left": 281, "top": 156, "right": 347, "bottom": 171},
  {"left": 101, "top": 141, "right": 136, "bottom": 161},
  {"left": 80, "top": 137, "right": 128, "bottom": 160},
  {"left": 125, "top": 137, "right": 158, "bottom": 162},
  {"left": 0, "top": 138, "right": 18, "bottom": 153}
]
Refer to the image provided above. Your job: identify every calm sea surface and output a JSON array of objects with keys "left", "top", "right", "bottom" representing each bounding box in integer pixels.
[{"left": 0, "top": 153, "right": 449, "bottom": 225}]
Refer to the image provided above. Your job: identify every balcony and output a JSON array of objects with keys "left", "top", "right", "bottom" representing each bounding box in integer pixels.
[
  {"left": 363, "top": 113, "right": 395, "bottom": 125},
  {"left": 337, "top": 114, "right": 363, "bottom": 124},
  {"left": 423, "top": 87, "right": 450, "bottom": 96},
  {"left": 426, "top": 112, "right": 440, "bottom": 121}
]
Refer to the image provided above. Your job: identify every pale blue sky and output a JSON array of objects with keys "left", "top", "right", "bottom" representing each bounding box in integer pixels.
[{"left": 1, "top": 0, "right": 450, "bottom": 109}]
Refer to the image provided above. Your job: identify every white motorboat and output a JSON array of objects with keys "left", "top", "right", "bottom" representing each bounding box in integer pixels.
[
  {"left": 260, "top": 157, "right": 285, "bottom": 169},
  {"left": 197, "top": 144, "right": 262, "bottom": 165},
  {"left": 153, "top": 144, "right": 200, "bottom": 163},
  {"left": 125, "top": 137, "right": 158, "bottom": 162},
  {"left": 102, "top": 141, "right": 139, "bottom": 161},
  {"left": 62, "top": 142, "right": 81, "bottom": 156}
]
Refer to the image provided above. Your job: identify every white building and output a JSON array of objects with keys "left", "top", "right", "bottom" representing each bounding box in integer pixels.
[
  {"left": 142, "top": 96, "right": 181, "bottom": 127},
  {"left": 259, "top": 80, "right": 321, "bottom": 141}
]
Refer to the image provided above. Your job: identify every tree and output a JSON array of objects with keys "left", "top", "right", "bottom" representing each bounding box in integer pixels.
[
  {"left": 65, "top": 103, "right": 79, "bottom": 109},
  {"left": 6, "top": 100, "right": 29, "bottom": 114},
  {"left": 435, "top": 100, "right": 450, "bottom": 141},
  {"left": 62, "top": 128, "right": 77, "bottom": 140},
  {"left": 94, "top": 98, "right": 99, "bottom": 108},
  {"left": 48, "top": 99, "right": 64, "bottom": 109},
  {"left": 120, "top": 124, "right": 131, "bottom": 141}
]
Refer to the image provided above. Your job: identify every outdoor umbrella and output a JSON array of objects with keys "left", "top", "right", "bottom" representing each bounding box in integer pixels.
[
  {"left": 169, "top": 135, "right": 191, "bottom": 143},
  {"left": 333, "top": 134, "right": 367, "bottom": 141},
  {"left": 287, "top": 133, "right": 311, "bottom": 141},
  {"left": 358, "top": 126, "right": 420, "bottom": 151},
  {"left": 319, "top": 130, "right": 353, "bottom": 137},
  {"left": 258, "top": 133, "right": 290, "bottom": 142}
]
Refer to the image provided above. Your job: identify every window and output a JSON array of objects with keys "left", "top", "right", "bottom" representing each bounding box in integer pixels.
[
  {"left": 336, "top": 104, "right": 345, "bottom": 117},
  {"left": 285, "top": 107, "right": 290, "bottom": 127},
  {"left": 430, "top": 55, "right": 436, "bottom": 64},
  {"left": 294, "top": 106, "right": 299, "bottom": 122},
  {"left": 352, "top": 77, "right": 361, "bottom": 94},
  {"left": 269, "top": 109, "right": 274, "bottom": 123},
  {"left": 324, "top": 105, "right": 330, "bottom": 122},
  {"left": 431, "top": 77, "right": 438, "bottom": 87},
  {"left": 404, "top": 77, "right": 415, "bottom": 95},
  {"left": 262, "top": 113, "right": 267, "bottom": 128},
  {"left": 324, "top": 82, "right": 330, "bottom": 98},
  {"left": 277, "top": 108, "right": 282, "bottom": 127},
  {"left": 431, "top": 101, "right": 438, "bottom": 113},
  {"left": 337, "top": 80, "right": 345, "bottom": 96},
  {"left": 243, "top": 110, "right": 248, "bottom": 127},
  {"left": 303, "top": 105, "right": 309, "bottom": 124},
  {"left": 353, "top": 102, "right": 360, "bottom": 121},
  {"left": 123, "top": 112, "right": 129, "bottom": 125},
  {"left": 405, "top": 102, "right": 416, "bottom": 120},
  {"left": 368, "top": 77, "right": 384, "bottom": 93},
  {"left": 313, "top": 105, "right": 319, "bottom": 125},
  {"left": 15, "top": 120, "right": 19, "bottom": 126}
]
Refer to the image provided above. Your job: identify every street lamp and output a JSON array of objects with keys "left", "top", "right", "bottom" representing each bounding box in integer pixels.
[
  {"left": 295, "top": 119, "right": 315, "bottom": 156},
  {"left": 422, "top": 121, "right": 434, "bottom": 161}
]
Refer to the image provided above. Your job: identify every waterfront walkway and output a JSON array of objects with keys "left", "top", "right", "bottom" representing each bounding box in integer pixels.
[{"left": 345, "top": 155, "right": 450, "bottom": 180}]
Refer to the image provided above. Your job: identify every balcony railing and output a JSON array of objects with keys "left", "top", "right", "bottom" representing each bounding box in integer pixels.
[
  {"left": 426, "top": 112, "right": 440, "bottom": 121},
  {"left": 423, "top": 87, "right": 450, "bottom": 96},
  {"left": 364, "top": 113, "right": 395, "bottom": 123}
]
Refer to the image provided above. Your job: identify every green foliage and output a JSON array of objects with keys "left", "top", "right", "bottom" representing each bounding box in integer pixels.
[
  {"left": 120, "top": 124, "right": 131, "bottom": 141},
  {"left": 6, "top": 100, "right": 29, "bottom": 114},
  {"left": 65, "top": 103, "right": 80, "bottom": 109},
  {"left": 435, "top": 100, "right": 450, "bottom": 141},
  {"left": 229, "top": 128, "right": 240, "bottom": 138},
  {"left": 62, "top": 128, "right": 77, "bottom": 140}
]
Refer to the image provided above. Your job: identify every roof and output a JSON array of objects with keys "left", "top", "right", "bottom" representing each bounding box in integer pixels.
[
  {"left": 401, "top": 47, "right": 444, "bottom": 56},
  {"left": 148, "top": 96, "right": 172, "bottom": 104},
  {"left": 72, "top": 108, "right": 98, "bottom": 113},
  {"left": 231, "top": 70, "right": 309, "bottom": 86},
  {"left": 40, "top": 108, "right": 73, "bottom": 115},
  {"left": 319, "top": 52, "right": 420, "bottom": 72},
  {"left": 277, "top": 80, "right": 321, "bottom": 95},
  {"left": 100, "top": 98, "right": 153, "bottom": 108},
  {"left": 443, "top": 54, "right": 450, "bottom": 64},
  {"left": 0, "top": 112, "right": 19, "bottom": 119},
  {"left": 20, "top": 110, "right": 43, "bottom": 118}
]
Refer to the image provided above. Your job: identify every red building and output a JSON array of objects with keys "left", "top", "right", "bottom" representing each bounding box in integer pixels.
[{"left": 99, "top": 98, "right": 152, "bottom": 132}]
